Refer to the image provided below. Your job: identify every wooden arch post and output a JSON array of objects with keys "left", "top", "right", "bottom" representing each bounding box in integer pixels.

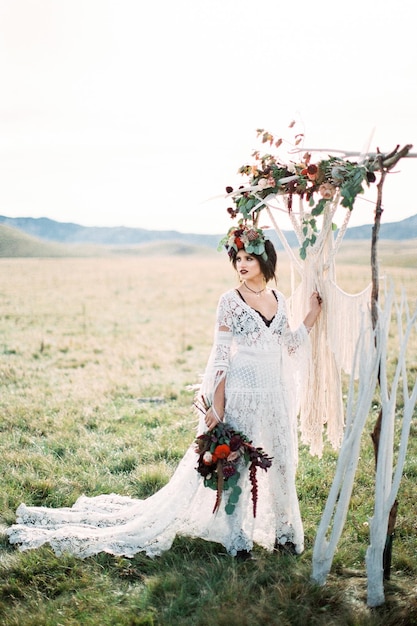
[{"left": 369, "top": 144, "right": 413, "bottom": 581}]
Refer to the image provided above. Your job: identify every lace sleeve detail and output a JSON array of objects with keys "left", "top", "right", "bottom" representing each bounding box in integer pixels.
[
  {"left": 279, "top": 293, "right": 309, "bottom": 355},
  {"left": 216, "top": 292, "right": 234, "bottom": 330},
  {"left": 213, "top": 330, "right": 232, "bottom": 369},
  {"left": 284, "top": 322, "right": 308, "bottom": 355},
  {"left": 213, "top": 293, "right": 233, "bottom": 371},
  {"left": 196, "top": 295, "right": 233, "bottom": 431}
]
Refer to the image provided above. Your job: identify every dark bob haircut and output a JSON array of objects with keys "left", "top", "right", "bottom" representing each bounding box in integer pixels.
[{"left": 228, "top": 239, "right": 277, "bottom": 283}]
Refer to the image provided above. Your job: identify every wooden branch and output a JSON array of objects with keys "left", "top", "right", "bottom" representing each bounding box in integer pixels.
[
  {"left": 377, "top": 144, "right": 413, "bottom": 170},
  {"left": 387, "top": 500, "right": 398, "bottom": 536},
  {"left": 289, "top": 146, "right": 416, "bottom": 160},
  {"left": 370, "top": 409, "right": 382, "bottom": 465},
  {"left": 370, "top": 162, "right": 387, "bottom": 331}
]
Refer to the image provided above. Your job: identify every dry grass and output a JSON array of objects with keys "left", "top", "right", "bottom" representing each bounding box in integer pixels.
[{"left": 0, "top": 245, "right": 416, "bottom": 625}]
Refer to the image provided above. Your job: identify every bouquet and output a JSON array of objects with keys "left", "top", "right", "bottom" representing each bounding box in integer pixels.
[{"left": 194, "top": 406, "right": 273, "bottom": 517}]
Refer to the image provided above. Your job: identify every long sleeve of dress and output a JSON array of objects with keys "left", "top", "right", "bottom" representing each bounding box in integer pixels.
[
  {"left": 280, "top": 293, "right": 309, "bottom": 356},
  {"left": 196, "top": 296, "right": 233, "bottom": 433},
  {"left": 283, "top": 322, "right": 309, "bottom": 355}
]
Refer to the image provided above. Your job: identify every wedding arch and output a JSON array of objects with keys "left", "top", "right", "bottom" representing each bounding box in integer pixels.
[{"left": 221, "top": 125, "right": 416, "bottom": 606}]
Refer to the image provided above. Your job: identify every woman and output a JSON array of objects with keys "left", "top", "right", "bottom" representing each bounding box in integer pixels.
[
  {"left": 199, "top": 228, "right": 321, "bottom": 558},
  {"left": 7, "top": 228, "right": 321, "bottom": 560}
]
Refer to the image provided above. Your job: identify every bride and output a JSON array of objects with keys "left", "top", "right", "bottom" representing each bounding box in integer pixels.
[{"left": 7, "top": 224, "right": 321, "bottom": 560}]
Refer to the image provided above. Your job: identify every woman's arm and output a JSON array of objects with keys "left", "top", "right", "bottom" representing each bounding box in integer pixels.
[{"left": 205, "top": 376, "right": 225, "bottom": 430}]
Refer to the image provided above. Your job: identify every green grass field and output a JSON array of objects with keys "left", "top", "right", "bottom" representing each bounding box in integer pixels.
[{"left": 0, "top": 246, "right": 416, "bottom": 625}]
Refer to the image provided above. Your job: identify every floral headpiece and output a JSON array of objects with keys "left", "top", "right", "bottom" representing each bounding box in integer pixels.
[{"left": 218, "top": 220, "right": 268, "bottom": 261}]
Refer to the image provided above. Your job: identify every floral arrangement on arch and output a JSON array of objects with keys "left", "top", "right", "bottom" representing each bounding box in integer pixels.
[
  {"left": 194, "top": 399, "right": 273, "bottom": 517},
  {"left": 224, "top": 126, "right": 379, "bottom": 259}
]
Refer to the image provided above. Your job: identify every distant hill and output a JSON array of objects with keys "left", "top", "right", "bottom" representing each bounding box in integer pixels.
[
  {"left": 0, "top": 223, "right": 215, "bottom": 258},
  {"left": 343, "top": 213, "right": 417, "bottom": 240},
  {"left": 0, "top": 213, "right": 416, "bottom": 258},
  {"left": 0, "top": 223, "right": 120, "bottom": 258},
  {"left": 0, "top": 216, "right": 220, "bottom": 248}
]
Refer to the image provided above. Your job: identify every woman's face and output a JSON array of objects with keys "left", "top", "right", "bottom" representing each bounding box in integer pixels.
[{"left": 235, "top": 250, "right": 263, "bottom": 282}]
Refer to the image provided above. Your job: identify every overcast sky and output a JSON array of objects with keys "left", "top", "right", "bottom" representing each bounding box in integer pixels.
[{"left": 0, "top": 0, "right": 416, "bottom": 234}]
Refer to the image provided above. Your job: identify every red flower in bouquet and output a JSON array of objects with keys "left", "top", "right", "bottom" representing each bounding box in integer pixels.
[{"left": 214, "top": 444, "right": 230, "bottom": 459}]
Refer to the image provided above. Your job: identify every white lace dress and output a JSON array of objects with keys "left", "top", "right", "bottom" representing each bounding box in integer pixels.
[{"left": 7, "top": 288, "right": 309, "bottom": 558}]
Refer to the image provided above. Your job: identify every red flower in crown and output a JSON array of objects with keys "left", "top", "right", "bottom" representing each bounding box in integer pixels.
[{"left": 234, "top": 235, "right": 244, "bottom": 249}]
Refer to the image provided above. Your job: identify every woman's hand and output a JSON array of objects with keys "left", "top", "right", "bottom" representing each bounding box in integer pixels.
[
  {"left": 303, "top": 291, "right": 322, "bottom": 331},
  {"left": 204, "top": 406, "right": 223, "bottom": 431},
  {"left": 310, "top": 291, "right": 322, "bottom": 314}
]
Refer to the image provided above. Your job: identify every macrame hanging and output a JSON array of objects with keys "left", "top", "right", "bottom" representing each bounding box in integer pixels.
[{"left": 264, "top": 195, "right": 372, "bottom": 457}]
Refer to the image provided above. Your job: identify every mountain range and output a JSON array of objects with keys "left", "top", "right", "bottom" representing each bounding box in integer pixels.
[{"left": 0, "top": 213, "right": 416, "bottom": 257}]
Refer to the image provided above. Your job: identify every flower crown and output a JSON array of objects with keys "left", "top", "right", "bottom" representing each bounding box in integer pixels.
[{"left": 218, "top": 220, "right": 268, "bottom": 261}]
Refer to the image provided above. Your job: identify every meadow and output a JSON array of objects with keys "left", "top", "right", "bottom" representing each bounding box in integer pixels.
[{"left": 0, "top": 242, "right": 416, "bottom": 626}]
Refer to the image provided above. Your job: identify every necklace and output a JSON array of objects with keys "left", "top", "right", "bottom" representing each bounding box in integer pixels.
[{"left": 243, "top": 281, "right": 266, "bottom": 297}]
